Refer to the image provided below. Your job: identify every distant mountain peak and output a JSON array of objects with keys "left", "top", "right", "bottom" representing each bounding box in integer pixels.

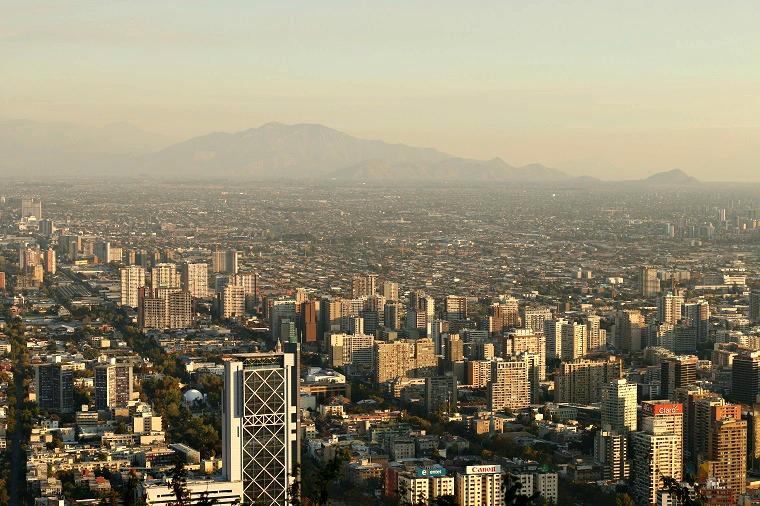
[{"left": 644, "top": 168, "right": 699, "bottom": 185}]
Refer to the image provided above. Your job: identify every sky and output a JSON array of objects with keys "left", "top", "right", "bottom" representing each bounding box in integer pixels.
[{"left": 2, "top": 0, "right": 760, "bottom": 181}]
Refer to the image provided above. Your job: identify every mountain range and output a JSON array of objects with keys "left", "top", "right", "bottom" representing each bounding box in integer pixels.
[{"left": 0, "top": 119, "right": 701, "bottom": 185}]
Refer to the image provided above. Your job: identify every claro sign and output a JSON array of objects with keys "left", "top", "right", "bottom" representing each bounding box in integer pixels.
[
  {"left": 465, "top": 465, "right": 502, "bottom": 475},
  {"left": 642, "top": 402, "right": 683, "bottom": 416}
]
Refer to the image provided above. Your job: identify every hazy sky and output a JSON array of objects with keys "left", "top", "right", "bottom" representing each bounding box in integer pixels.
[{"left": 2, "top": 1, "right": 760, "bottom": 181}]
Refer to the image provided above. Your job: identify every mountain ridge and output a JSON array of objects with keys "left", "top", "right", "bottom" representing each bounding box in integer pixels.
[{"left": 0, "top": 119, "right": 705, "bottom": 184}]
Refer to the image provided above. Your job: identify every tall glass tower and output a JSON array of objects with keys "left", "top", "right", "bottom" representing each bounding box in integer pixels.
[{"left": 223, "top": 344, "right": 300, "bottom": 505}]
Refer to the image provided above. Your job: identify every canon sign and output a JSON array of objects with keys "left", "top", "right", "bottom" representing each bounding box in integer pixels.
[{"left": 465, "top": 465, "right": 502, "bottom": 475}]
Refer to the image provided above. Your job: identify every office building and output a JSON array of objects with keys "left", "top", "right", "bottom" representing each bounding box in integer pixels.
[
  {"left": 182, "top": 262, "right": 209, "bottom": 299},
  {"left": 489, "top": 358, "right": 530, "bottom": 412},
  {"left": 445, "top": 295, "right": 468, "bottom": 321},
  {"left": 141, "top": 479, "right": 244, "bottom": 505},
  {"left": 120, "top": 265, "right": 145, "bottom": 308},
  {"left": 397, "top": 468, "right": 454, "bottom": 505},
  {"left": 35, "top": 363, "right": 75, "bottom": 413},
  {"left": 94, "top": 363, "right": 134, "bottom": 411},
  {"left": 222, "top": 346, "right": 299, "bottom": 505}
]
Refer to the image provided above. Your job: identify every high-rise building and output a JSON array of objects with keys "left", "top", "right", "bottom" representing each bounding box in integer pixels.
[
  {"left": 632, "top": 401, "right": 684, "bottom": 506},
  {"left": 222, "top": 346, "right": 300, "bottom": 505},
  {"left": 328, "top": 333, "right": 375, "bottom": 373},
  {"left": 561, "top": 322, "right": 587, "bottom": 361},
  {"left": 425, "top": 375, "right": 457, "bottom": 415},
  {"left": 601, "top": 378, "right": 637, "bottom": 433},
  {"left": 584, "top": 314, "right": 604, "bottom": 352},
  {"left": 523, "top": 307, "right": 553, "bottom": 333},
  {"left": 658, "top": 292, "right": 685, "bottom": 325},
  {"left": 750, "top": 290, "right": 760, "bottom": 324},
  {"left": 445, "top": 295, "right": 468, "bottom": 321},
  {"left": 94, "top": 363, "right": 134, "bottom": 411},
  {"left": 641, "top": 266, "right": 661, "bottom": 297},
  {"left": 38, "top": 219, "right": 53, "bottom": 236},
  {"left": 615, "top": 309, "right": 646, "bottom": 352},
  {"left": 21, "top": 198, "right": 42, "bottom": 219},
  {"left": 139, "top": 288, "right": 193, "bottom": 330},
  {"left": 151, "top": 263, "right": 180, "bottom": 291},
  {"left": 212, "top": 248, "right": 239, "bottom": 274},
  {"left": 504, "top": 330, "right": 546, "bottom": 380},
  {"left": 300, "top": 300, "right": 318, "bottom": 343},
  {"left": 384, "top": 301, "right": 402, "bottom": 330},
  {"left": 731, "top": 351, "right": 760, "bottom": 405},
  {"left": 58, "top": 234, "right": 81, "bottom": 262},
  {"left": 120, "top": 265, "right": 145, "bottom": 308},
  {"left": 182, "top": 262, "right": 209, "bottom": 299},
  {"left": 220, "top": 284, "right": 245, "bottom": 319},
  {"left": 554, "top": 356, "right": 623, "bottom": 404},
  {"left": 684, "top": 300, "right": 710, "bottom": 342},
  {"left": 0, "top": 272, "right": 5, "bottom": 291},
  {"left": 488, "top": 298, "right": 520, "bottom": 335},
  {"left": 351, "top": 274, "right": 377, "bottom": 298},
  {"left": 489, "top": 358, "right": 529, "bottom": 412},
  {"left": 455, "top": 465, "right": 503, "bottom": 506},
  {"left": 660, "top": 355, "right": 698, "bottom": 400},
  {"left": 44, "top": 248, "right": 56, "bottom": 275},
  {"left": 543, "top": 318, "right": 567, "bottom": 359},
  {"left": 594, "top": 430, "right": 629, "bottom": 481},
  {"left": 701, "top": 403, "right": 746, "bottom": 498},
  {"left": 673, "top": 386, "right": 715, "bottom": 465},
  {"left": 35, "top": 363, "right": 75, "bottom": 413},
  {"left": 382, "top": 281, "right": 399, "bottom": 301},
  {"left": 94, "top": 241, "right": 113, "bottom": 264},
  {"left": 374, "top": 338, "right": 437, "bottom": 384}
]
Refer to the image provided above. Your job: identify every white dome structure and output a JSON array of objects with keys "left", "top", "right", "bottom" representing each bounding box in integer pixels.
[{"left": 182, "top": 389, "right": 204, "bottom": 405}]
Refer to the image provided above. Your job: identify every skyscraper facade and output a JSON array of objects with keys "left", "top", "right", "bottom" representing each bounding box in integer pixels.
[{"left": 222, "top": 346, "right": 300, "bottom": 505}]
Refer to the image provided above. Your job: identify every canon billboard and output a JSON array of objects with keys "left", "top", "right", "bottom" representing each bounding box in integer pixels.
[{"left": 465, "top": 465, "right": 502, "bottom": 475}]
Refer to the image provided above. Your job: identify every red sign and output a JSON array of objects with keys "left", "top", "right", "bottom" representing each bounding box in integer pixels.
[{"left": 643, "top": 402, "right": 683, "bottom": 416}]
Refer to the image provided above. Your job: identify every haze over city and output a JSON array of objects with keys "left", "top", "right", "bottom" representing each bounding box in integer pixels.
[
  {"left": 3, "top": 1, "right": 760, "bottom": 181},
  {"left": 4, "top": 3, "right": 760, "bottom": 506}
]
